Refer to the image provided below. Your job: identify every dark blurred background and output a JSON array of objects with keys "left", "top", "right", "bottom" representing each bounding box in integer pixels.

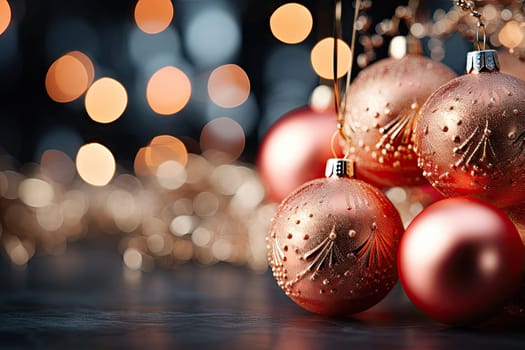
[{"left": 0, "top": 0, "right": 464, "bottom": 170}]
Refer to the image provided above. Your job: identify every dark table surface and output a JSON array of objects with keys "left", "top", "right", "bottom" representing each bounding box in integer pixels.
[{"left": 1, "top": 241, "right": 524, "bottom": 350}]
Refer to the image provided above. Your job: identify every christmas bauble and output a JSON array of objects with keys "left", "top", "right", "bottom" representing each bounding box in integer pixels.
[
  {"left": 398, "top": 196, "right": 525, "bottom": 325},
  {"left": 415, "top": 50, "right": 525, "bottom": 208},
  {"left": 268, "top": 160, "right": 404, "bottom": 316},
  {"left": 257, "top": 106, "right": 340, "bottom": 203},
  {"left": 343, "top": 54, "right": 456, "bottom": 188}
]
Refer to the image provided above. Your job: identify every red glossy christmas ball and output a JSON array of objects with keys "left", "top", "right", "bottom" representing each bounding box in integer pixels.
[
  {"left": 398, "top": 197, "right": 525, "bottom": 325},
  {"left": 257, "top": 106, "right": 340, "bottom": 203},
  {"left": 343, "top": 54, "right": 456, "bottom": 188},
  {"left": 268, "top": 176, "right": 404, "bottom": 316}
]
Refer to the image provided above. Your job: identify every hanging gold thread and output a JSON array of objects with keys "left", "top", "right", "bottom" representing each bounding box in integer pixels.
[
  {"left": 454, "top": 0, "right": 486, "bottom": 50},
  {"left": 331, "top": 0, "right": 361, "bottom": 158}
]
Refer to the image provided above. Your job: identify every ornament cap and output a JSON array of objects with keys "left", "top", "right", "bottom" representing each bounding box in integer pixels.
[
  {"left": 466, "top": 50, "right": 500, "bottom": 74},
  {"left": 325, "top": 158, "right": 354, "bottom": 178}
]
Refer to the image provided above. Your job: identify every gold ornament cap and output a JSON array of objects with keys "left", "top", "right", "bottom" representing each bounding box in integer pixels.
[
  {"left": 466, "top": 50, "right": 500, "bottom": 74},
  {"left": 325, "top": 158, "right": 354, "bottom": 178}
]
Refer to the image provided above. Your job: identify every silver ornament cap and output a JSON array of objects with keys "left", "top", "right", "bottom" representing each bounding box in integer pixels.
[
  {"left": 325, "top": 158, "right": 354, "bottom": 178},
  {"left": 466, "top": 49, "right": 500, "bottom": 74}
]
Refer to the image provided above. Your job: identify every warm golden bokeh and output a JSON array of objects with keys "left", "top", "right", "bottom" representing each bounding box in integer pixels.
[
  {"left": 85, "top": 77, "right": 128, "bottom": 123},
  {"left": 200, "top": 117, "right": 245, "bottom": 162},
  {"left": 208, "top": 64, "right": 250, "bottom": 108},
  {"left": 0, "top": 0, "right": 10, "bottom": 35},
  {"left": 18, "top": 178, "right": 54, "bottom": 208},
  {"left": 146, "top": 66, "right": 191, "bottom": 115},
  {"left": 498, "top": 20, "right": 524, "bottom": 49},
  {"left": 68, "top": 51, "right": 95, "bottom": 86},
  {"left": 146, "top": 134, "right": 188, "bottom": 167},
  {"left": 311, "top": 37, "right": 352, "bottom": 79},
  {"left": 133, "top": 147, "right": 150, "bottom": 177},
  {"left": 134, "top": 135, "right": 188, "bottom": 177},
  {"left": 134, "top": 0, "right": 174, "bottom": 34},
  {"left": 46, "top": 52, "right": 94, "bottom": 103},
  {"left": 270, "top": 3, "right": 312, "bottom": 44},
  {"left": 75, "top": 143, "right": 116, "bottom": 186}
]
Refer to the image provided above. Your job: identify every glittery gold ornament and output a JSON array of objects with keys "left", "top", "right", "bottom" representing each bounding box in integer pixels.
[
  {"left": 267, "top": 159, "right": 404, "bottom": 316},
  {"left": 343, "top": 54, "right": 456, "bottom": 188},
  {"left": 415, "top": 50, "right": 525, "bottom": 208}
]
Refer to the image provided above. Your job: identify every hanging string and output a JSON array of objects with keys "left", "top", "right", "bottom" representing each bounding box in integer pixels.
[
  {"left": 454, "top": 0, "right": 486, "bottom": 50},
  {"left": 331, "top": 0, "right": 361, "bottom": 158}
]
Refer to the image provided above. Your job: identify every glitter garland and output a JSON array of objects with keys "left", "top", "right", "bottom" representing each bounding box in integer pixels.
[
  {"left": 0, "top": 151, "right": 276, "bottom": 272},
  {"left": 356, "top": 0, "right": 525, "bottom": 67}
]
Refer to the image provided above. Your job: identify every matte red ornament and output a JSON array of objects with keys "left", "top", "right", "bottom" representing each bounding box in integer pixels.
[
  {"left": 257, "top": 106, "right": 340, "bottom": 203},
  {"left": 415, "top": 50, "right": 525, "bottom": 208},
  {"left": 398, "top": 196, "right": 525, "bottom": 325},
  {"left": 268, "top": 159, "right": 404, "bottom": 316},
  {"left": 343, "top": 54, "right": 456, "bottom": 188}
]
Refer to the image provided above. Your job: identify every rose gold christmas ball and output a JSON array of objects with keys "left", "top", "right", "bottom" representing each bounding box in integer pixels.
[
  {"left": 267, "top": 177, "right": 404, "bottom": 316},
  {"left": 343, "top": 55, "right": 456, "bottom": 188},
  {"left": 415, "top": 70, "right": 525, "bottom": 208}
]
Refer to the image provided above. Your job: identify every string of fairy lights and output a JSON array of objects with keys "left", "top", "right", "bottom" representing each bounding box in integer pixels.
[{"left": 1, "top": 0, "right": 525, "bottom": 271}]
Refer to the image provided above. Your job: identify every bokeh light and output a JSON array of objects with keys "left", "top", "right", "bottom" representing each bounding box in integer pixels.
[
  {"left": 309, "top": 84, "right": 334, "bottom": 112},
  {"left": 498, "top": 21, "right": 523, "bottom": 49},
  {"left": 0, "top": 11, "right": 17, "bottom": 70},
  {"left": 40, "top": 149, "right": 76, "bottom": 184},
  {"left": 200, "top": 117, "right": 245, "bottom": 162},
  {"left": 310, "top": 37, "right": 352, "bottom": 79},
  {"left": 147, "top": 134, "right": 188, "bottom": 167},
  {"left": 183, "top": 4, "right": 240, "bottom": 67},
  {"left": 85, "top": 77, "right": 128, "bottom": 123},
  {"left": 133, "top": 147, "right": 150, "bottom": 177},
  {"left": 46, "top": 51, "right": 94, "bottom": 103},
  {"left": 156, "top": 160, "right": 187, "bottom": 190},
  {"left": 208, "top": 64, "right": 250, "bottom": 108},
  {"left": 19, "top": 178, "right": 54, "bottom": 208},
  {"left": 0, "top": 0, "right": 11, "bottom": 35},
  {"left": 68, "top": 51, "right": 95, "bottom": 85},
  {"left": 270, "top": 3, "right": 313, "bottom": 44},
  {"left": 75, "top": 143, "right": 116, "bottom": 186},
  {"left": 146, "top": 66, "right": 191, "bottom": 115},
  {"left": 134, "top": 135, "right": 188, "bottom": 177},
  {"left": 123, "top": 248, "right": 143, "bottom": 270},
  {"left": 134, "top": 0, "right": 174, "bottom": 34},
  {"left": 389, "top": 35, "right": 408, "bottom": 59}
]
